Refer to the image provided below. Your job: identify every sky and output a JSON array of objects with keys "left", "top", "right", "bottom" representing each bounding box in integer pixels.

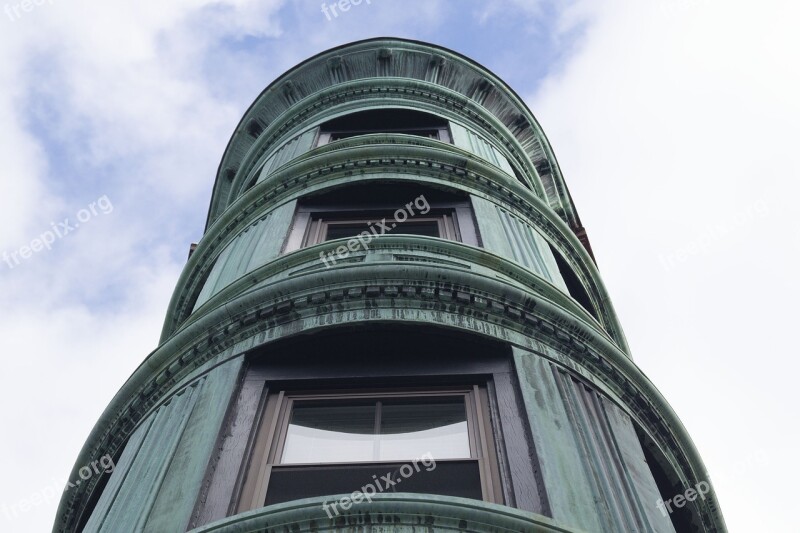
[{"left": 0, "top": 0, "right": 797, "bottom": 531}]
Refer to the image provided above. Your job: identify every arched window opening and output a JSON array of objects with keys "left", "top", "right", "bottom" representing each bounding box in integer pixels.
[
  {"left": 549, "top": 244, "right": 598, "bottom": 320},
  {"left": 283, "top": 183, "right": 480, "bottom": 254},
  {"left": 316, "top": 108, "right": 451, "bottom": 145}
]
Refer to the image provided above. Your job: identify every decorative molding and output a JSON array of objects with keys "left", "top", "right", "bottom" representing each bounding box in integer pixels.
[
  {"left": 206, "top": 39, "right": 580, "bottom": 229},
  {"left": 57, "top": 263, "right": 718, "bottom": 532},
  {"left": 190, "top": 494, "right": 574, "bottom": 533},
  {"left": 225, "top": 79, "right": 545, "bottom": 203},
  {"left": 55, "top": 37, "right": 724, "bottom": 533},
  {"left": 165, "top": 140, "right": 623, "bottom": 349},
  {"left": 326, "top": 55, "right": 345, "bottom": 84}
]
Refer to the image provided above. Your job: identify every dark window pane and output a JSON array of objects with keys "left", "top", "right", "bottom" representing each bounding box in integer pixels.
[
  {"left": 379, "top": 397, "right": 470, "bottom": 461},
  {"left": 324, "top": 223, "right": 372, "bottom": 241},
  {"left": 324, "top": 220, "right": 440, "bottom": 241},
  {"left": 393, "top": 221, "right": 440, "bottom": 237},
  {"left": 282, "top": 396, "right": 471, "bottom": 464},
  {"left": 281, "top": 401, "right": 376, "bottom": 464},
  {"left": 330, "top": 128, "right": 441, "bottom": 141},
  {"left": 265, "top": 460, "right": 483, "bottom": 506}
]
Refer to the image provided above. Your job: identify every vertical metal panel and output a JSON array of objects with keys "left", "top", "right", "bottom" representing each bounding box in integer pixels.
[
  {"left": 554, "top": 368, "right": 635, "bottom": 531},
  {"left": 193, "top": 201, "right": 297, "bottom": 311},
  {"left": 191, "top": 375, "right": 266, "bottom": 528},
  {"left": 514, "top": 347, "right": 676, "bottom": 533},
  {"left": 215, "top": 223, "right": 265, "bottom": 290},
  {"left": 256, "top": 129, "right": 317, "bottom": 185},
  {"left": 554, "top": 369, "right": 677, "bottom": 532},
  {"left": 81, "top": 416, "right": 155, "bottom": 532},
  {"left": 472, "top": 196, "right": 568, "bottom": 291},
  {"left": 603, "top": 399, "right": 677, "bottom": 533},
  {"left": 512, "top": 348, "right": 605, "bottom": 533},
  {"left": 471, "top": 195, "right": 513, "bottom": 258},
  {"left": 490, "top": 371, "right": 547, "bottom": 514},
  {"left": 82, "top": 359, "right": 245, "bottom": 533},
  {"left": 193, "top": 244, "right": 235, "bottom": 309},
  {"left": 450, "top": 122, "right": 516, "bottom": 176},
  {"left": 496, "top": 208, "right": 567, "bottom": 290},
  {"left": 83, "top": 383, "right": 201, "bottom": 532},
  {"left": 144, "top": 358, "right": 244, "bottom": 532}
]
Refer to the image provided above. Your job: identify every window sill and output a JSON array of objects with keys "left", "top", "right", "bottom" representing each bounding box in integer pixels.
[{"left": 189, "top": 493, "right": 573, "bottom": 533}]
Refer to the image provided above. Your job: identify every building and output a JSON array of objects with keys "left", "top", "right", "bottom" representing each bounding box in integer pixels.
[{"left": 54, "top": 38, "right": 727, "bottom": 533}]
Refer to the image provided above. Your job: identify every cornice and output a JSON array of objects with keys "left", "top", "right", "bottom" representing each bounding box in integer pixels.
[
  {"left": 56, "top": 255, "right": 722, "bottom": 533},
  {"left": 224, "top": 78, "right": 547, "bottom": 204},
  {"left": 186, "top": 237, "right": 607, "bottom": 344},
  {"left": 164, "top": 139, "right": 627, "bottom": 351},
  {"left": 207, "top": 37, "right": 579, "bottom": 231},
  {"left": 189, "top": 494, "right": 575, "bottom": 533}
]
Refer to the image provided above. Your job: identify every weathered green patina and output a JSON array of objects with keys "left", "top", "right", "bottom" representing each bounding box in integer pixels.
[
  {"left": 189, "top": 494, "right": 575, "bottom": 533},
  {"left": 54, "top": 38, "right": 726, "bottom": 533}
]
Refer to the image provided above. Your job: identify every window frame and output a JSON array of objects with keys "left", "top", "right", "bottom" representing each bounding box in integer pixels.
[
  {"left": 314, "top": 107, "right": 453, "bottom": 148},
  {"left": 235, "top": 384, "right": 503, "bottom": 513},
  {"left": 302, "top": 212, "right": 459, "bottom": 247},
  {"left": 284, "top": 201, "right": 480, "bottom": 253},
  {"left": 275, "top": 389, "right": 476, "bottom": 465},
  {"left": 317, "top": 125, "right": 452, "bottom": 146},
  {"left": 189, "top": 330, "right": 548, "bottom": 529}
]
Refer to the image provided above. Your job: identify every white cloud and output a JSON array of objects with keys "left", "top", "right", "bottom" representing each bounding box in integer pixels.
[
  {"left": 532, "top": 0, "right": 799, "bottom": 529},
  {"left": 0, "top": 0, "right": 794, "bottom": 530},
  {"left": 0, "top": 2, "right": 285, "bottom": 531},
  {"left": 0, "top": 2, "right": 461, "bottom": 529}
]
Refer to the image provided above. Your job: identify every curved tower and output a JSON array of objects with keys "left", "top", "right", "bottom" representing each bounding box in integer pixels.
[{"left": 55, "top": 38, "right": 726, "bottom": 533}]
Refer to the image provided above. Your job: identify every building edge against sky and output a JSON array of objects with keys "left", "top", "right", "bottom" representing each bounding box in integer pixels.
[{"left": 53, "top": 38, "right": 726, "bottom": 532}]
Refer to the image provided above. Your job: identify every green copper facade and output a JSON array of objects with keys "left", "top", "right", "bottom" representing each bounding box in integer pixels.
[{"left": 54, "top": 38, "right": 726, "bottom": 533}]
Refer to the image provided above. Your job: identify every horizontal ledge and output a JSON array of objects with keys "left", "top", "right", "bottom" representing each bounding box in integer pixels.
[
  {"left": 183, "top": 236, "right": 610, "bottom": 343},
  {"left": 189, "top": 493, "right": 576, "bottom": 533},
  {"left": 226, "top": 82, "right": 544, "bottom": 199}
]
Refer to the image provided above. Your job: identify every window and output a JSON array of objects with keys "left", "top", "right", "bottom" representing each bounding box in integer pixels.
[
  {"left": 549, "top": 244, "right": 598, "bottom": 320},
  {"left": 322, "top": 219, "right": 441, "bottom": 241},
  {"left": 636, "top": 427, "right": 697, "bottom": 532},
  {"left": 283, "top": 185, "right": 480, "bottom": 253},
  {"left": 298, "top": 211, "right": 461, "bottom": 248},
  {"left": 189, "top": 327, "right": 548, "bottom": 528},
  {"left": 281, "top": 394, "right": 470, "bottom": 464},
  {"left": 235, "top": 386, "right": 502, "bottom": 511},
  {"left": 316, "top": 108, "right": 452, "bottom": 146}
]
